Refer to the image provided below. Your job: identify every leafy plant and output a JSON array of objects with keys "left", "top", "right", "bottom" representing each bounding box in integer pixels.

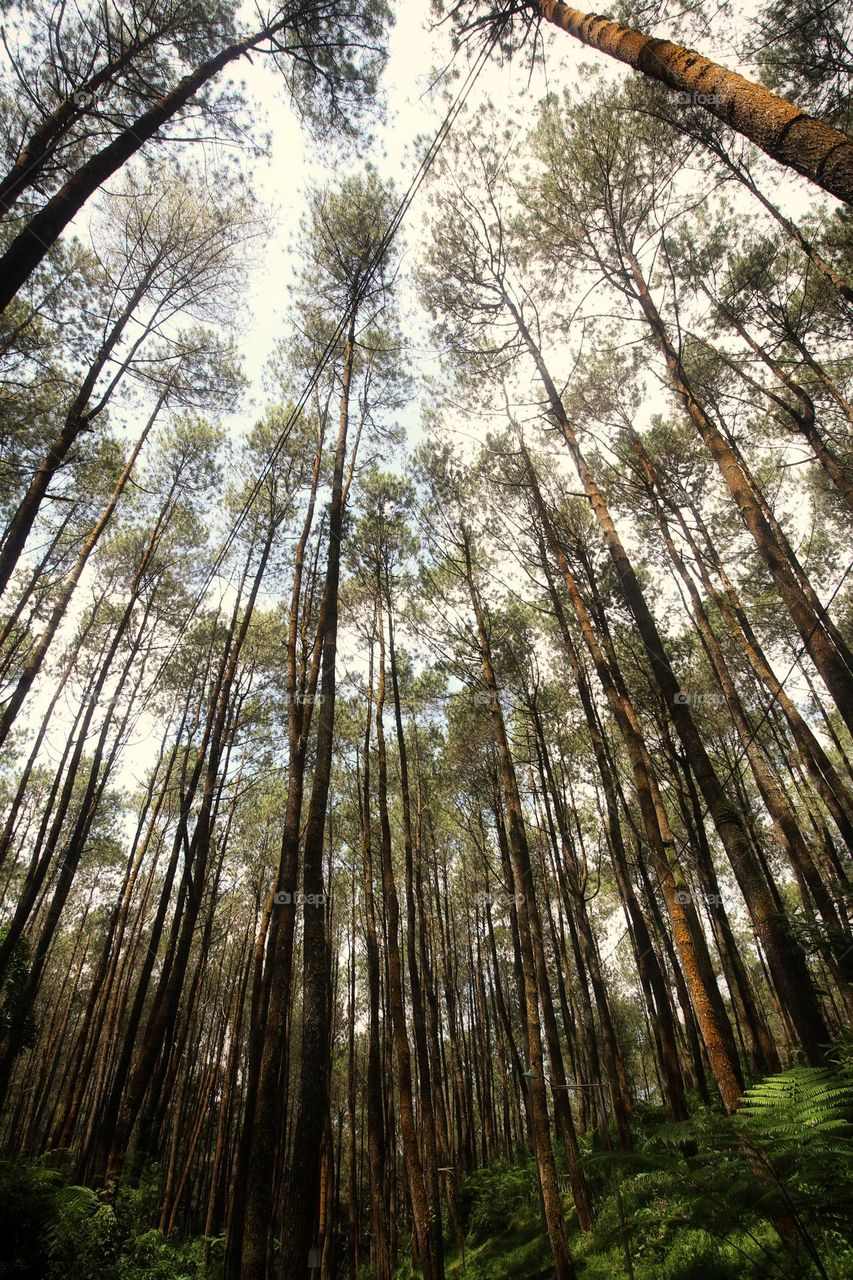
[
  {"left": 0, "top": 1157, "right": 219, "bottom": 1280},
  {"left": 731, "top": 1065, "right": 853, "bottom": 1275},
  {"left": 457, "top": 1160, "right": 538, "bottom": 1243},
  {"left": 46, "top": 1188, "right": 120, "bottom": 1280},
  {"left": 0, "top": 1158, "right": 58, "bottom": 1278},
  {"left": 601, "top": 1061, "right": 853, "bottom": 1279}
]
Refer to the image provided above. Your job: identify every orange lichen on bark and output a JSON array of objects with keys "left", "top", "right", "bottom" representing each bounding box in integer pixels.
[{"left": 537, "top": 0, "right": 853, "bottom": 204}]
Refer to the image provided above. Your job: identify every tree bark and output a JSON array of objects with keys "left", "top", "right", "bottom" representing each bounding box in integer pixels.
[
  {"left": 621, "top": 248, "right": 853, "bottom": 736},
  {"left": 277, "top": 318, "right": 355, "bottom": 1280},
  {"left": 537, "top": 0, "right": 853, "bottom": 205},
  {"left": 462, "top": 528, "right": 577, "bottom": 1280},
  {"left": 0, "top": 18, "right": 288, "bottom": 314}
]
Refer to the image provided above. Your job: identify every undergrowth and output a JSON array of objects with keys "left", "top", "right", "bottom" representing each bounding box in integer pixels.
[
  {"left": 2, "top": 1058, "right": 851, "bottom": 1279},
  {"left": 0, "top": 1157, "right": 223, "bottom": 1279},
  {"left": 451, "top": 1058, "right": 853, "bottom": 1280}
]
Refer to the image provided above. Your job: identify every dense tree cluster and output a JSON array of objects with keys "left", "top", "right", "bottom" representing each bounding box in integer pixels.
[{"left": 0, "top": 2, "right": 851, "bottom": 1279}]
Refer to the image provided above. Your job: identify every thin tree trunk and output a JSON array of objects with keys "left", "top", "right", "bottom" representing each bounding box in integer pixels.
[
  {"left": 620, "top": 248, "right": 853, "bottom": 735},
  {"left": 510, "top": 308, "right": 834, "bottom": 1063},
  {"left": 374, "top": 599, "right": 437, "bottom": 1277},
  {"left": 0, "top": 385, "right": 167, "bottom": 748},
  {"left": 387, "top": 600, "right": 445, "bottom": 1278},
  {"left": 0, "top": 271, "right": 157, "bottom": 598},
  {"left": 462, "top": 528, "right": 577, "bottom": 1280},
  {"left": 521, "top": 445, "right": 745, "bottom": 1108}
]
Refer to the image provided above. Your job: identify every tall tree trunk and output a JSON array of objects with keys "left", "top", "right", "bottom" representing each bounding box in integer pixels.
[
  {"left": 0, "top": 17, "right": 289, "bottom": 314},
  {"left": 535, "top": 0, "right": 853, "bottom": 204},
  {"left": 231, "top": 420, "right": 326, "bottom": 1280},
  {"left": 0, "top": 386, "right": 166, "bottom": 748},
  {"left": 462, "top": 528, "right": 577, "bottom": 1280},
  {"left": 620, "top": 248, "right": 853, "bottom": 735},
  {"left": 373, "top": 605, "right": 437, "bottom": 1277},
  {"left": 358, "top": 638, "right": 392, "bottom": 1280},
  {"left": 520, "top": 446, "right": 745, "bottom": 1109},
  {"left": 386, "top": 602, "right": 446, "bottom": 1277},
  {"left": 0, "top": 272, "right": 158, "bottom": 598},
  {"left": 509, "top": 308, "right": 834, "bottom": 1064},
  {"left": 277, "top": 319, "right": 355, "bottom": 1280}
]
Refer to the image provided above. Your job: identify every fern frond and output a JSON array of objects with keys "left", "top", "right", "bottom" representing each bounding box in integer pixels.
[{"left": 44, "top": 1183, "right": 98, "bottom": 1256}]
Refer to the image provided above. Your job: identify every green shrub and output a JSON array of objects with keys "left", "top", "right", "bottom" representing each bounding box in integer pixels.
[
  {"left": 120, "top": 1227, "right": 206, "bottom": 1279},
  {"left": 458, "top": 1160, "right": 537, "bottom": 1242},
  {"left": 0, "top": 1156, "right": 217, "bottom": 1280},
  {"left": 0, "top": 1158, "right": 58, "bottom": 1278},
  {"left": 657, "top": 1228, "right": 742, "bottom": 1280}
]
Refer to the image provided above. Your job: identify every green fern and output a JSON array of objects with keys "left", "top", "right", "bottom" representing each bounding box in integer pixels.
[
  {"left": 732, "top": 1064, "right": 853, "bottom": 1249},
  {"left": 43, "top": 1183, "right": 99, "bottom": 1256},
  {"left": 593, "top": 1059, "right": 853, "bottom": 1278},
  {"left": 736, "top": 1066, "right": 853, "bottom": 1139}
]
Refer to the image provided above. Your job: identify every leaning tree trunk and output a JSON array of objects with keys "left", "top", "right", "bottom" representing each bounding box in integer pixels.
[
  {"left": 0, "top": 17, "right": 287, "bottom": 314},
  {"left": 0, "top": 387, "right": 166, "bottom": 748},
  {"left": 523, "top": 341, "right": 834, "bottom": 1060},
  {"left": 620, "top": 247, "right": 853, "bottom": 736},
  {"left": 536, "top": 0, "right": 853, "bottom": 205},
  {"left": 673, "top": 492, "right": 853, "bottom": 849},
  {"left": 520, "top": 447, "right": 746, "bottom": 1107},
  {"left": 0, "top": 268, "right": 156, "bottom": 598},
  {"left": 0, "top": 25, "right": 168, "bottom": 217},
  {"left": 534, "top": 531, "right": 689, "bottom": 1118}
]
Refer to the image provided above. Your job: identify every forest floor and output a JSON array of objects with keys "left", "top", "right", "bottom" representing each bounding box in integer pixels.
[
  {"left": 3, "top": 1057, "right": 853, "bottom": 1280},
  {"left": 444, "top": 1195, "right": 809, "bottom": 1280}
]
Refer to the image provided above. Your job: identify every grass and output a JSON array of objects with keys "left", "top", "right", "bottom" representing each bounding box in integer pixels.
[{"left": 445, "top": 1211, "right": 554, "bottom": 1280}]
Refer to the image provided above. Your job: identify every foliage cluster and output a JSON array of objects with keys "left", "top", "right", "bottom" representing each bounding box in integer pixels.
[
  {"left": 0, "top": 1159, "right": 222, "bottom": 1280},
  {"left": 452, "top": 1061, "right": 853, "bottom": 1279},
  {"left": 457, "top": 1159, "right": 540, "bottom": 1242}
]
